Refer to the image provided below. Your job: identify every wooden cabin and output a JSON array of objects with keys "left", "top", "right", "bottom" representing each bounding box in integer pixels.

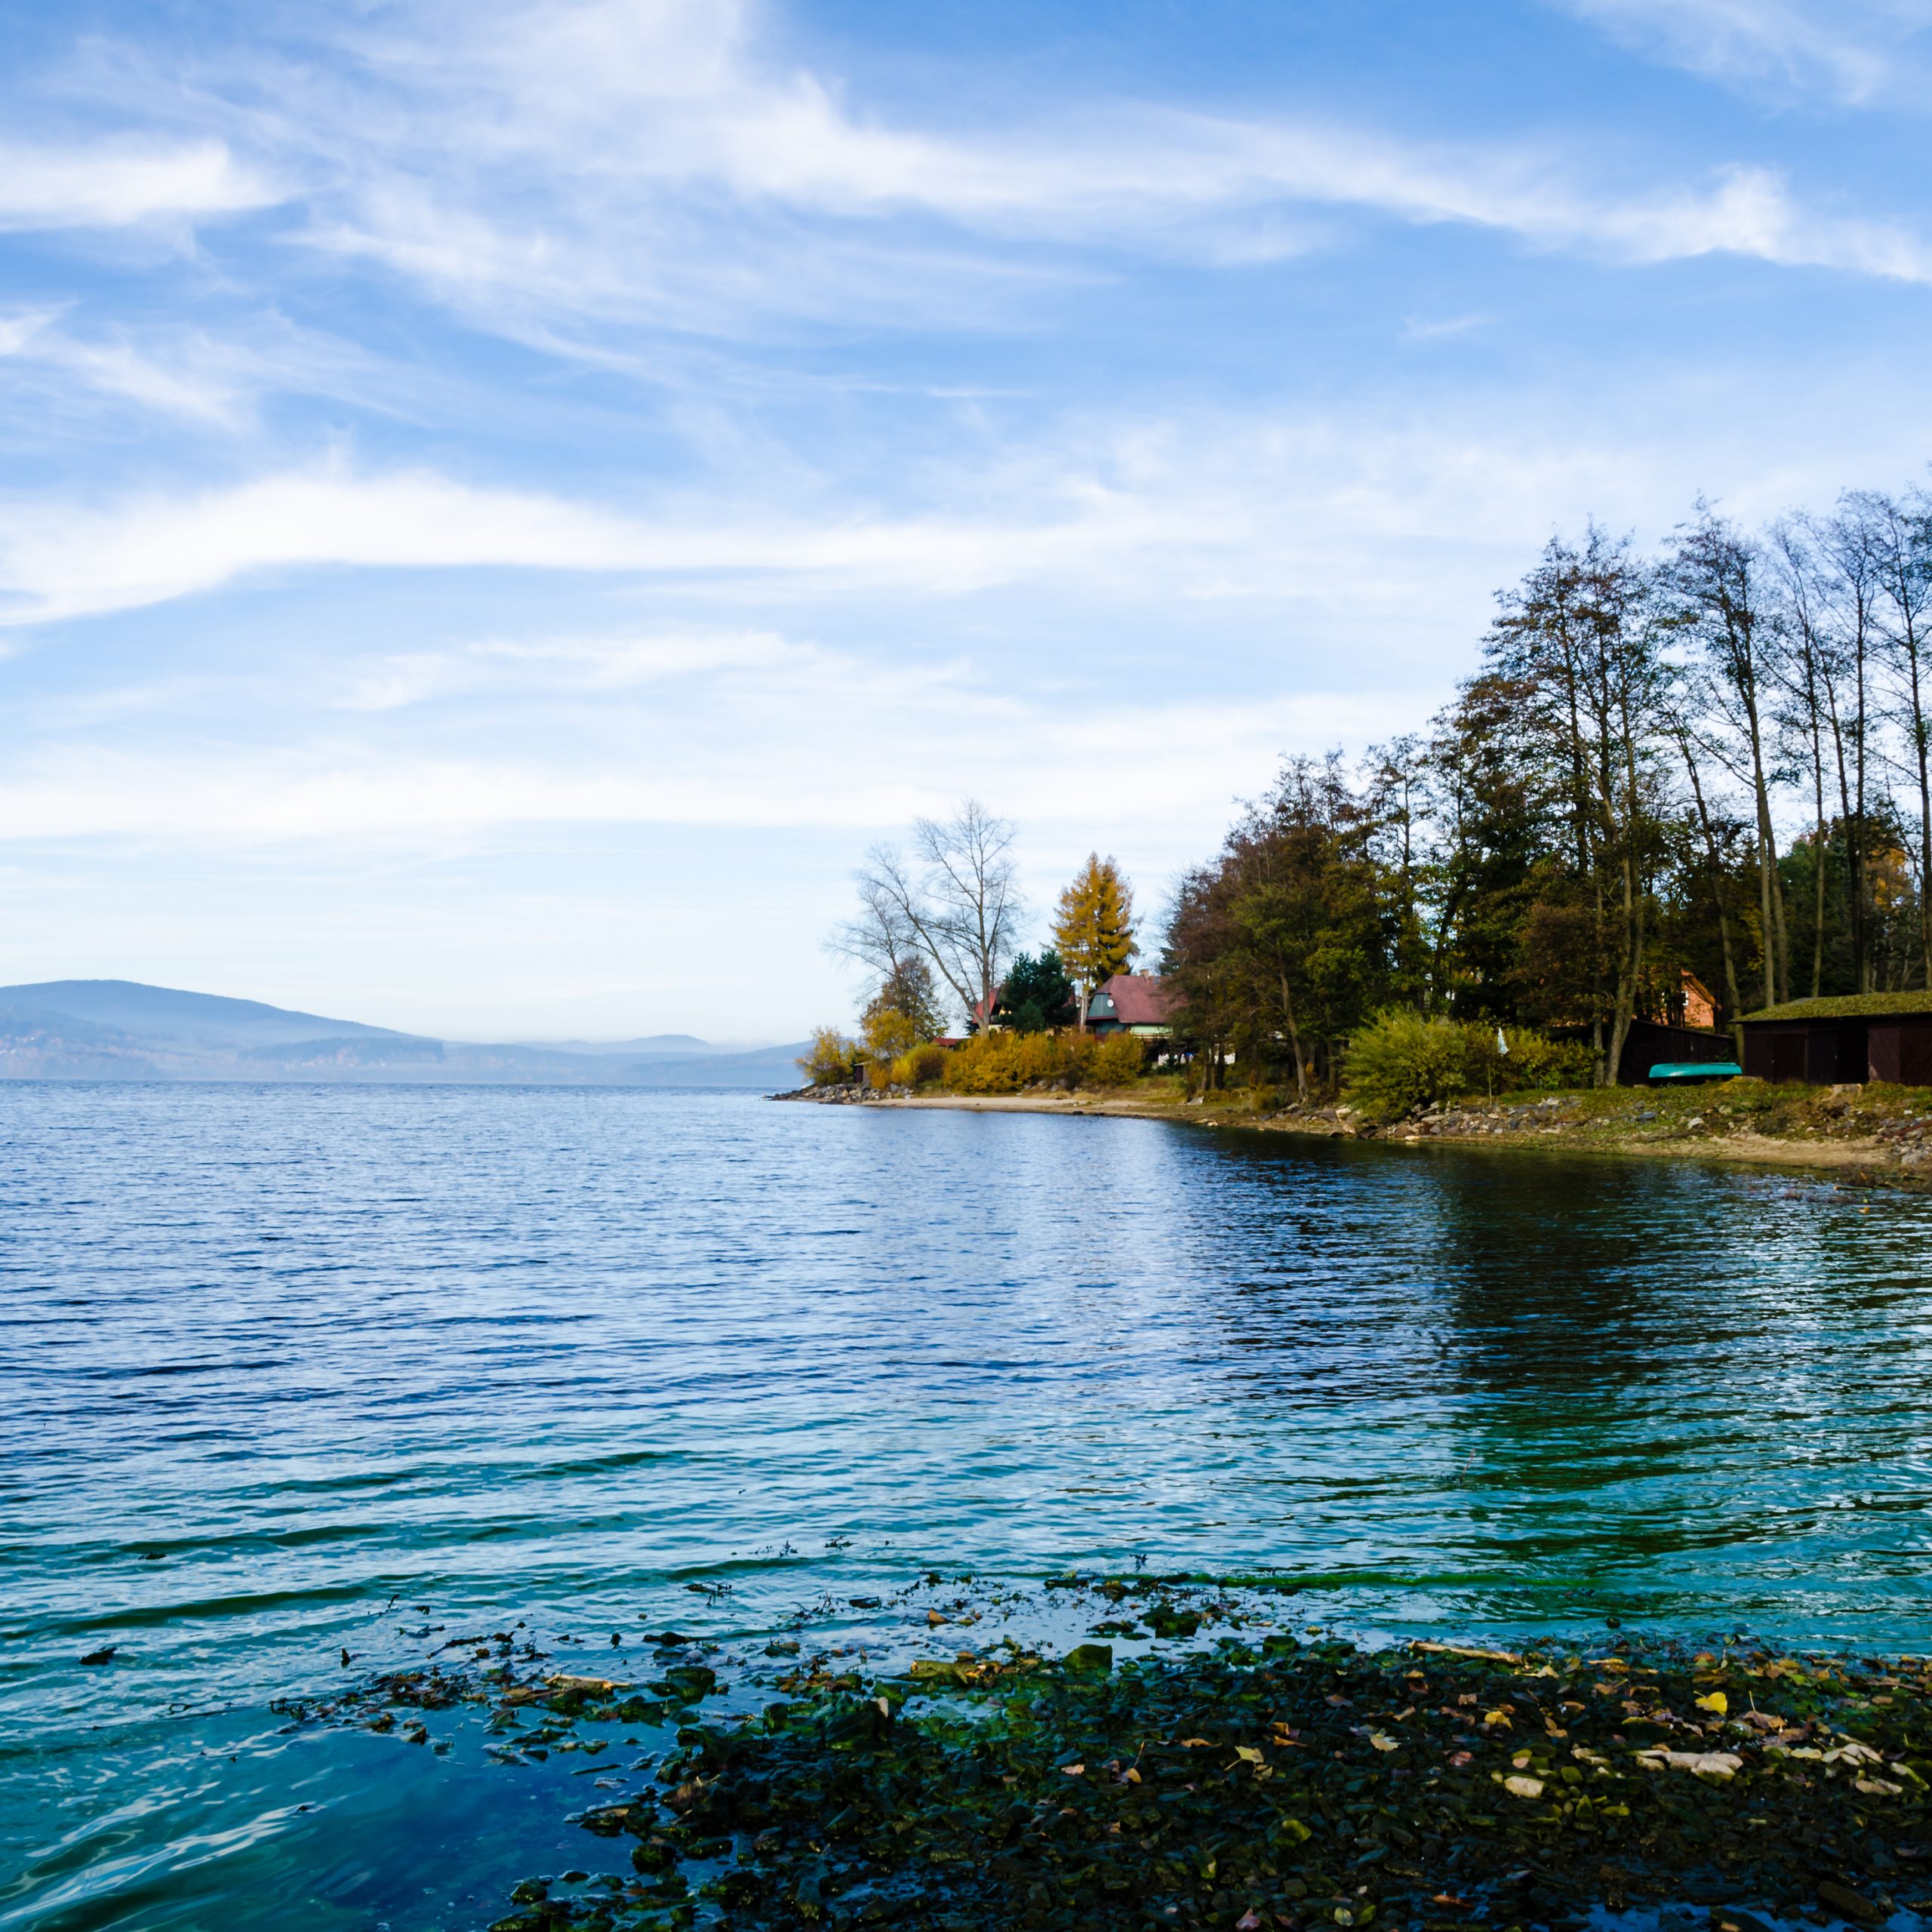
[{"left": 1736, "top": 992, "right": 1932, "bottom": 1085}]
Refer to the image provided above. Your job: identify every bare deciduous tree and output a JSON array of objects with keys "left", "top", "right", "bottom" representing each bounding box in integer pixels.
[
  {"left": 1666, "top": 506, "right": 1786, "bottom": 1011},
  {"left": 832, "top": 800, "right": 1022, "bottom": 1029},
  {"left": 1855, "top": 488, "right": 1932, "bottom": 985}
]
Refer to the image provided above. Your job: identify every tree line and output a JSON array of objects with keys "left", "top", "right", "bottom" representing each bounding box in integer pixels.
[
  {"left": 812, "top": 802, "right": 1142, "bottom": 1084},
  {"left": 1166, "top": 484, "right": 1932, "bottom": 1091}
]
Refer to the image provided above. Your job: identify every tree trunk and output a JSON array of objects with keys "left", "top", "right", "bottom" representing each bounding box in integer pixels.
[
  {"left": 1604, "top": 724, "right": 1646, "bottom": 1087},
  {"left": 1278, "top": 969, "right": 1306, "bottom": 1103},
  {"left": 1743, "top": 687, "right": 1781, "bottom": 1010},
  {"left": 1810, "top": 717, "right": 1828, "bottom": 999},
  {"left": 1677, "top": 726, "right": 1744, "bottom": 1036},
  {"left": 1909, "top": 635, "right": 1932, "bottom": 987}
]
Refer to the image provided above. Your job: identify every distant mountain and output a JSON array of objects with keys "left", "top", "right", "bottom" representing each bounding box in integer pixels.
[
  {"left": 520, "top": 1033, "right": 712, "bottom": 1057},
  {"left": 0, "top": 980, "right": 808, "bottom": 1088},
  {"left": 0, "top": 979, "right": 408, "bottom": 1048},
  {"left": 614, "top": 1044, "right": 813, "bottom": 1088}
]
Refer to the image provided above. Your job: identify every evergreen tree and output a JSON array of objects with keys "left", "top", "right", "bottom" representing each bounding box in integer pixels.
[{"left": 997, "top": 952, "right": 1078, "bottom": 1032}]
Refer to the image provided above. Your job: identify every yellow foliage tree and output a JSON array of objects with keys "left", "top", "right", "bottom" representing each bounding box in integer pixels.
[
  {"left": 1052, "top": 854, "right": 1137, "bottom": 1026},
  {"left": 860, "top": 1004, "right": 921, "bottom": 1066},
  {"left": 796, "top": 1027, "right": 861, "bottom": 1088}
]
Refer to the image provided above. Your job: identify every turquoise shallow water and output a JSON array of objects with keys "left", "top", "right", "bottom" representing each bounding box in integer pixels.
[{"left": 5, "top": 1083, "right": 1932, "bottom": 1927}]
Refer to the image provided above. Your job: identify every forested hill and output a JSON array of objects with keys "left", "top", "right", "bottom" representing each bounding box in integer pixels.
[{"left": 0, "top": 980, "right": 803, "bottom": 1086}]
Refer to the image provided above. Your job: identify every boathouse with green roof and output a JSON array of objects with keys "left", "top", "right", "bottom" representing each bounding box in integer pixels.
[{"left": 1737, "top": 991, "right": 1932, "bottom": 1084}]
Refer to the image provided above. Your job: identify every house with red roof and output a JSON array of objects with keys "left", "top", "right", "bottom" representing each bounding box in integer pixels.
[{"left": 1085, "top": 973, "right": 1175, "bottom": 1038}]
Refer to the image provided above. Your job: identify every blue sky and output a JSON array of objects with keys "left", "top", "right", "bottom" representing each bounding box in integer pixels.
[{"left": 3, "top": 0, "right": 1931, "bottom": 1041}]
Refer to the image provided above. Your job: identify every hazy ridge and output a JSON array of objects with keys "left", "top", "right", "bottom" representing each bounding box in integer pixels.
[{"left": 0, "top": 981, "right": 805, "bottom": 1087}]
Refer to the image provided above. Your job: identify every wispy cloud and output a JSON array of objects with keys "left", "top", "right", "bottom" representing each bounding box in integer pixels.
[
  {"left": 0, "top": 311, "right": 274, "bottom": 426},
  {"left": 0, "top": 459, "right": 1213, "bottom": 624},
  {"left": 0, "top": 137, "right": 275, "bottom": 230},
  {"left": 51, "top": 0, "right": 1926, "bottom": 377},
  {"left": 1560, "top": 0, "right": 1932, "bottom": 106},
  {"left": 306, "top": 3, "right": 1932, "bottom": 315},
  {"left": 5, "top": 368, "right": 1917, "bottom": 629}
]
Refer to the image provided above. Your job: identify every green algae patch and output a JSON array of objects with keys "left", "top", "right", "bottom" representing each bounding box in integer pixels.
[{"left": 486, "top": 1637, "right": 1932, "bottom": 1932}]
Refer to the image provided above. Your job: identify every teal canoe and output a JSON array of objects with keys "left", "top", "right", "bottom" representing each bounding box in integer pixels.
[{"left": 1647, "top": 1060, "right": 1742, "bottom": 1083}]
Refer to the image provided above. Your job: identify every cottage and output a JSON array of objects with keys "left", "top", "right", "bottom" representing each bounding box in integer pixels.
[
  {"left": 1676, "top": 970, "right": 1718, "bottom": 1031},
  {"left": 1736, "top": 992, "right": 1932, "bottom": 1085},
  {"left": 1086, "top": 973, "right": 1175, "bottom": 1038}
]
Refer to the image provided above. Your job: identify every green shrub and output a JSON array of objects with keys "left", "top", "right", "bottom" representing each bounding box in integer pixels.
[
  {"left": 1462, "top": 1023, "right": 1595, "bottom": 1094},
  {"left": 1509, "top": 1029, "right": 1594, "bottom": 1091},
  {"left": 1342, "top": 1010, "right": 1472, "bottom": 1120},
  {"left": 1345, "top": 1011, "right": 1596, "bottom": 1118}
]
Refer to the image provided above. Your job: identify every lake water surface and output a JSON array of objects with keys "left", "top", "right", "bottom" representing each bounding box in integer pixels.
[{"left": 5, "top": 1084, "right": 1932, "bottom": 1929}]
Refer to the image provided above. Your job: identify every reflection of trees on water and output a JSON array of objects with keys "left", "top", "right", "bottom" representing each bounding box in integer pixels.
[{"left": 1171, "top": 1133, "right": 1932, "bottom": 1632}]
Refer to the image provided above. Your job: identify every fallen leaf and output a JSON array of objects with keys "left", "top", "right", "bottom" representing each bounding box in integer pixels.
[
  {"left": 1696, "top": 1691, "right": 1728, "bottom": 1716},
  {"left": 1503, "top": 1774, "right": 1546, "bottom": 1798}
]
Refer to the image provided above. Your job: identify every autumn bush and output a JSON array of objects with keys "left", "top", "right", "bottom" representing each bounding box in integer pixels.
[
  {"left": 944, "top": 1030, "right": 1041, "bottom": 1094},
  {"left": 860, "top": 1006, "right": 921, "bottom": 1066},
  {"left": 892, "top": 1041, "right": 949, "bottom": 1086},
  {"left": 1088, "top": 1032, "right": 1147, "bottom": 1086},
  {"left": 797, "top": 1026, "right": 861, "bottom": 1088},
  {"left": 940, "top": 1026, "right": 1146, "bottom": 1094}
]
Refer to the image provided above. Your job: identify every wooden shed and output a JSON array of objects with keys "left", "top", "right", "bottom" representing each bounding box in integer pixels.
[
  {"left": 1736, "top": 992, "right": 1932, "bottom": 1085},
  {"left": 1550, "top": 1018, "right": 1736, "bottom": 1085}
]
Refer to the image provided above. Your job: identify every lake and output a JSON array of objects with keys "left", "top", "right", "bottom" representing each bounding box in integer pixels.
[{"left": 5, "top": 1084, "right": 1930, "bottom": 1928}]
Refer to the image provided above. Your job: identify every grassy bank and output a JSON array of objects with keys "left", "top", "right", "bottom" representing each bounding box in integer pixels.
[{"left": 858, "top": 1075, "right": 1932, "bottom": 1185}]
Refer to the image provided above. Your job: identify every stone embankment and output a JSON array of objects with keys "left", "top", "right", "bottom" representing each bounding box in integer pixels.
[
  {"left": 771, "top": 1082, "right": 913, "bottom": 1104},
  {"left": 1278, "top": 1082, "right": 1929, "bottom": 1180},
  {"left": 775, "top": 1075, "right": 1932, "bottom": 1183}
]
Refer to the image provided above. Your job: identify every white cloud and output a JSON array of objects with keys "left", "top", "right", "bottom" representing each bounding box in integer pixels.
[
  {"left": 0, "top": 137, "right": 275, "bottom": 230},
  {"left": 0, "top": 657, "right": 1388, "bottom": 851},
  {"left": 3, "top": 361, "right": 1912, "bottom": 630},
  {"left": 1561, "top": 0, "right": 1932, "bottom": 105},
  {"left": 0, "top": 457, "right": 1225, "bottom": 624}
]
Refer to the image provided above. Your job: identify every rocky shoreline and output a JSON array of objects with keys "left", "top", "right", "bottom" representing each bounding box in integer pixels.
[
  {"left": 305, "top": 1589, "right": 1932, "bottom": 1932},
  {"left": 774, "top": 1079, "right": 1932, "bottom": 1186}
]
